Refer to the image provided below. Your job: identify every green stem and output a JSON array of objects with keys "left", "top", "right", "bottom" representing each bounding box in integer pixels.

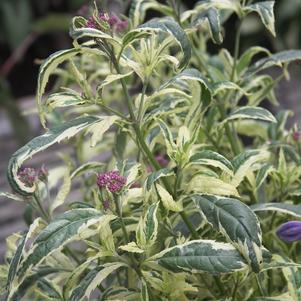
[
  {"left": 33, "top": 193, "right": 50, "bottom": 223},
  {"left": 113, "top": 196, "right": 130, "bottom": 243},
  {"left": 96, "top": 100, "right": 131, "bottom": 122},
  {"left": 109, "top": 48, "right": 198, "bottom": 240}
]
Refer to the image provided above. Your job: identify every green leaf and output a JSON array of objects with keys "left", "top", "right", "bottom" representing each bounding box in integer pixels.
[
  {"left": 255, "top": 163, "right": 274, "bottom": 189},
  {"left": 17, "top": 209, "right": 116, "bottom": 277},
  {"left": 137, "top": 203, "right": 159, "bottom": 248},
  {"left": 7, "top": 115, "right": 100, "bottom": 196},
  {"left": 148, "top": 239, "right": 247, "bottom": 274},
  {"left": 231, "top": 149, "right": 270, "bottom": 187},
  {"left": 37, "top": 48, "right": 81, "bottom": 126},
  {"left": 224, "top": 106, "right": 277, "bottom": 124},
  {"left": 141, "top": 279, "right": 149, "bottom": 301},
  {"left": 119, "top": 242, "right": 145, "bottom": 253},
  {"left": 195, "top": 0, "right": 242, "bottom": 15},
  {"left": 192, "top": 8, "right": 223, "bottom": 44},
  {"left": 36, "top": 278, "right": 62, "bottom": 300},
  {"left": 191, "top": 194, "right": 262, "bottom": 272},
  {"left": 137, "top": 18, "right": 191, "bottom": 69},
  {"left": 69, "top": 263, "right": 126, "bottom": 301},
  {"left": 189, "top": 150, "right": 233, "bottom": 175},
  {"left": 244, "top": 1, "right": 275, "bottom": 36},
  {"left": 251, "top": 203, "right": 301, "bottom": 218},
  {"left": 237, "top": 47, "right": 270, "bottom": 76},
  {"left": 145, "top": 168, "right": 174, "bottom": 192}
]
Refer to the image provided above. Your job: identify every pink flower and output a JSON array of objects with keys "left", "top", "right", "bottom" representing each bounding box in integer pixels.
[
  {"left": 97, "top": 170, "right": 127, "bottom": 193},
  {"left": 38, "top": 165, "right": 48, "bottom": 182},
  {"left": 102, "top": 199, "right": 110, "bottom": 210},
  {"left": 292, "top": 130, "right": 301, "bottom": 141},
  {"left": 18, "top": 168, "right": 37, "bottom": 187}
]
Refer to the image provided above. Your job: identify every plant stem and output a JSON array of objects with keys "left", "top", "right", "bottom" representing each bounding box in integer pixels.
[
  {"left": 109, "top": 49, "right": 198, "bottom": 240},
  {"left": 113, "top": 196, "right": 130, "bottom": 243},
  {"left": 33, "top": 193, "right": 50, "bottom": 223}
]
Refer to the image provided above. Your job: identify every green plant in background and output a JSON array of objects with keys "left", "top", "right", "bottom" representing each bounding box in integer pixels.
[{"left": 1, "top": 0, "right": 301, "bottom": 300}]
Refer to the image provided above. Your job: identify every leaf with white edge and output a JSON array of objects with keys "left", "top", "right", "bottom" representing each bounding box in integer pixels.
[
  {"left": 248, "top": 50, "right": 301, "bottom": 75},
  {"left": 7, "top": 115, "right": 100, "bottom": 196},
  {"left": 251, "top": 203, "right": 301, "bottom": 218},
  {"left": 97, "top": 71, "right": 133, "bottom": 92},
  {"left": 249, "top": 294, "right": 293, "bottom": 301},
  {"left": 147, "top": 239, "right": 248, "bottom": 274},
  {"left": 17, "top": 209, "right": 116, "bottom": 277},
  {"left": 157, "top": 119, "right": 176, "bottom": 159},
  {"left": 256, "top": 163, "right": 274, "bottom": 189},
  {"left": 137, "top": 18, "right": 191, "bottom": 69},
  {"left": 141, "top": 279, "right": 149, "bottom": 301},
  {"left": 36, "top": 278, "right": 62, "bottom": 300},
  {"left": 86, "top": 115, "right": 120, "bottom": 147},
  {"left": 262, "top": 254, "right": 301, "bottom": 271},
  {"left": 188, "top": 175, "right": 239, "bottom": 197},
  {"left": 244, "top": 1, "right": 275, "bottom": 36},
  {"left": 156, "top": 184, "right": 183, "bottom": 212},
  {"left": 224, "top": 107, "right": 277, "bottom": 124},
  {"left": 195, "top": 0, "right": 242, "bottom": 15},
  {"left": 137, "top": 203, "right": 159, "bottom": 248},
  {"left": 119, "top": 242, "right": 145, "bottom": 253},
  {"left": 7, "top": 217, "right": 45, "bottom": 291},
  {"left": 191, "top": 194, "right": 263, "bottom": 272},
  {"left": 8, "top": 267, "right": 62, "bottom": 301},
  {"left": 71, "top": 162, "right": 104, "bottom": 179},
  {"left": 37, "top": 48, "right": 81, "bottom": 126},
  {"left": 192, "top": 8, "right": 223, "bottom": 44},
  {"left": 69, "top": 16, "right": 121, "bottom": 45},
  {"left": 46, "top": 92, "right": 85, "bottom": 111},
  {"left": 231, "top": 149, "right": 270, "bottom": 187},
  {"left": 160, "top": 68, "right": 211, "bottom": 93},
  {"left": 69, "top": 263, "right": 126, "bottom": 301},
  {"left": 145, "top": 168, "right": 174, "bottom": 192},
  {"left": 50, "top": 169, "right": 71, "bottom": 213},
  {"left": 0, "top": 192, "right": 23, "bottom": 202},
  {"left": 237, "top": 46, "right": 271, "bottom": 76},
  {"left": 189, "top": 150, "right": 233, "bottom": 175},
  {"left": 212, "top": 81, "right": 245, "bottom": 96}
]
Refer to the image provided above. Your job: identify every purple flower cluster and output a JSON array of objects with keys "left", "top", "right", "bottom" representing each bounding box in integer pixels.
[
  {"left": 86, "top": 12, "right": 128, "bottom": 32},
  {"left": 17, "top": 165, "right": 48, "bottom": 187},
  {"left": 97, "top": 170, "right": 127, "bottom": 193},
  {"left": 277, "top": 221, "right": 301, "bottom": 242}
]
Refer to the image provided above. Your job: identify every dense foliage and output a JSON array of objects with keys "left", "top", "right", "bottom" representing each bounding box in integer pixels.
[{"left": 2, "top": 0, "right": 301, "bottom": 300}]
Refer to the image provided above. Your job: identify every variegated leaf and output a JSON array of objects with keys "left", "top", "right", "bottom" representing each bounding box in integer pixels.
[{"left": 191, "top": 194, "right": 263, "bottom": 272}]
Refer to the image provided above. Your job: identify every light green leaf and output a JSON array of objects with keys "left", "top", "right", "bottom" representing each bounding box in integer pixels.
[
  {"left": 145, "top": 168, "right": 174, "bottom": 192},
  {"left": 137, "top": 203, "right": 159, "bottom": 248},
  {"left": 71, "top": 162, "right": 104, "bottom": 179},
  {"left": 148, "top": 239, "right": 247, "bottom": 274},
  {"left": 69, "top": 16, "right": 121, "bottom": 45},
  {"left": 50, "top": 169, "right": 71, "bottom": 213},
  {"left": 37, "top": 48, "right": 81, "bottom": 126},
  {"left": 156, "top": 184, "right": 183, "bottom": 212},
  {"left": 46, "top": 92, "right": 85, "bottom": 111},
  {"left": 137, "top": 18, "right": 191, "bottom": 69},
  {"left": 195, "top": 0, "right": 242, "bottom": 15},
  {"left": 86, "top": 115, "right": 120, "bottom": 147},
  {"left": 189, "top": 150, "right": 233, "bottom": 175},
  {"left": 191, "top": 194, "right": 263, "bottom": 272},
  {"left": 248, "top": 50, "right": 301, "bottom": 75},
  {"left": 141, "top": 279, "right": 149, "bottom": 301},
  {"left": 69, "top": 263, "right": 126, "bottom": 301},
  {"left": 17, "top": 209, "right": 116, "bottom": 277},
  {"left": 251, "top": 203, "right": 301, "bottom": 218},
  {"left": 192, "top": 8, "right": 223, "bottom": 44},
  {"left": 188, "top": 175, "right": 239, "bottom": 197},
  {"left": 119, "top": 242, "right": 145, "bottom": 253},
  {"left": 212, "top": 81, "right": 245, "bottom": 96},
  {"left": 97, "top": 71, "right": 133, "bottom": 92},
  {"left": 244, "top": 1, "right": 275, "bottom": 36},
  {"left": 7, "top": 116, "right": 100, "bottom": 196},
  {"left": 231, "top": 150, "right": 270, "bottom": 187},
  {"left": 160, "top": 68, "right": 211, "bottom": 93},
  {"left": 224, "top": 106, "right": 277, "bottom": 124}
]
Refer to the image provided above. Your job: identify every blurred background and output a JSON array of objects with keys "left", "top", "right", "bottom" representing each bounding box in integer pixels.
[{"left": 0, "top": 0, "right": 301, "bottom": 260}]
